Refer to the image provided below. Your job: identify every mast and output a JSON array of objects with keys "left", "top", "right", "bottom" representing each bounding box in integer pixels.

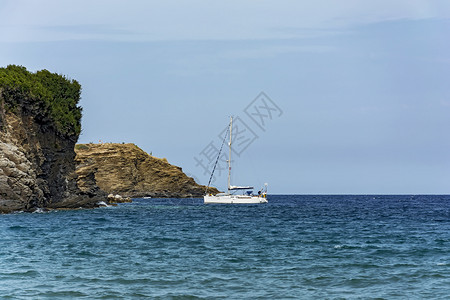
[{"left": 227, "top": 116, "right": 232, "bottom": 193}]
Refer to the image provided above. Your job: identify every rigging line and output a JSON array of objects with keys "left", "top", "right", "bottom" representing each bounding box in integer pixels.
[{"left": 205, "top": 125, "right": 229, "bottom": 195}]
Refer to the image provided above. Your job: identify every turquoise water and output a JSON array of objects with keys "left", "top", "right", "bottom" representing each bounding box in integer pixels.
[{"left": 1, "top": 195, "right": 449, "bottom": 299}]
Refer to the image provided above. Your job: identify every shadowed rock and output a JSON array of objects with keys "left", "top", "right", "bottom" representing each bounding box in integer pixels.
[{"left": 0, "top": 66, "right": 106, "bottom": 213}]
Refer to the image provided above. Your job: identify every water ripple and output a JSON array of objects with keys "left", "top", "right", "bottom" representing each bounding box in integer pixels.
[{"left": 0, "top": 195, "right": 449, "bottom": 298}]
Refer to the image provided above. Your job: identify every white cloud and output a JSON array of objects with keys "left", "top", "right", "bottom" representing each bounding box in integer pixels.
[{"left": 1, "top": 0, "right": 449, "bottom": 42}]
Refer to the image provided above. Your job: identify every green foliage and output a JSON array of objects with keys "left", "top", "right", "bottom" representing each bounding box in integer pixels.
[
  {"left": 75, "top": 144, "right": 90, "bottom": 151},
  {"left": 0, "top": 65, "right": 82, "bottom": 137}
]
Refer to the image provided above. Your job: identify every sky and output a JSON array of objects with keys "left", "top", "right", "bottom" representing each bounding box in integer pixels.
[{"left": 1, "top": 0, "right": 450, "bottom": 194}]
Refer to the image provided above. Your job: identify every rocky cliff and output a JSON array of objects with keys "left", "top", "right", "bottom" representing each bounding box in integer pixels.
[
  {"left": 0, "top": 65, "right": 105, "bottom": 213},
  {"left": 75, "top": 143, "right": 218, "bottom": 198}
]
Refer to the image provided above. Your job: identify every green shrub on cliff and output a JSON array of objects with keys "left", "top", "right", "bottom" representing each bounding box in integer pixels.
[{"left": 0, "top": 65, "right": 82, "bottom": 137}]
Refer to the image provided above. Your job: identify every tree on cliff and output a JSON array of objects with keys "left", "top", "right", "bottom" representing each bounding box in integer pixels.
[{"left": 0, "top": 65, "right": 82, "bottom": 137}]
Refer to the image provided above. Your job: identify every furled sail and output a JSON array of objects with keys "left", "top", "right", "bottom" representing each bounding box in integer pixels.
[{"left": 229, "top": 185, "right": 254, "bottom": 190}]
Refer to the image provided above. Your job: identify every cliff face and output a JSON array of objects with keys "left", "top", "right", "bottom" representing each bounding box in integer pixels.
[
  {"left": 75, "top": 143, "right": 218, "bottom": 198},
  {"left": 0, "top": 65, "right": 217, "bottom": 213},
  {"left": 0, "top": 66, "right": 105, "bottom": 213}
]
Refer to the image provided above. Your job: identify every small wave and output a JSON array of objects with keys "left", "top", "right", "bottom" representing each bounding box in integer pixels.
[
  {"left": 37, "top": 291, "right": 87, "bottom": 298},
  {"left": 1, "top": 270, "right": 41, "bottom": 278},
  {"left": 158, "top": 293, "right": 203, "bottom": 299},
  {"left": 8, "top": 225, "right": 26, "bottom": 231},
  {"left": 97, "top": 201, "right": 111, "bottom": 207}
]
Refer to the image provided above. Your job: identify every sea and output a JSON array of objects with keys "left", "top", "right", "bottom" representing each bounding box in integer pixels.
[{"left": 1, "top": 195, "right": 449, "bottom": 299}]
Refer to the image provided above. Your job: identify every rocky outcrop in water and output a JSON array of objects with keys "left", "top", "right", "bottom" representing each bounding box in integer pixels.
[
  {"left": 0, "top": 65, "right": 106, "bottom": 213},
  {"left": 75, "top": 143, "right": 218, "bottom": 198},
  {"left": 0, "top": 65, "right": 216, "bottom": 213}
]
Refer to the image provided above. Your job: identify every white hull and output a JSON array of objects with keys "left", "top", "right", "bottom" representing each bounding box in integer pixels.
[{"left": 204, "top": 195, "right": 268, "bottom": 204}]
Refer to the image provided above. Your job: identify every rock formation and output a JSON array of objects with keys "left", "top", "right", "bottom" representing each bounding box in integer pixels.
[
  {"left": 75, "top": 143, "right": 218, "bottom": 198},
  {"left": 0, "top": 65, "right": 217, "bottom": 213},
  {"left": 0, "top": 65, "right": 106, "bottom": 213}
]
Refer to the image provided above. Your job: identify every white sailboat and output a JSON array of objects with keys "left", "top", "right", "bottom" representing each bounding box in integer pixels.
[{"left": 204, "top": 116, "right": 268, "bottom": 204}]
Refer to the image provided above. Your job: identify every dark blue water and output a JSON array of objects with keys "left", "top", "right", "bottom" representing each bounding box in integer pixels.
[{"left": 1, "top": 195, "right": 449, "bottom": 299}]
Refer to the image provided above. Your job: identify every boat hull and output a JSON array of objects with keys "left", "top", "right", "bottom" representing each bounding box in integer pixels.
[{"left": 204, "top": 195, "right": 268, "bottom": 204}]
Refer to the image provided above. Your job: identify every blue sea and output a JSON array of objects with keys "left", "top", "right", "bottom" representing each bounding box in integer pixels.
[{"left": 1, "top": 195, "right": 449, "bottom": 299}]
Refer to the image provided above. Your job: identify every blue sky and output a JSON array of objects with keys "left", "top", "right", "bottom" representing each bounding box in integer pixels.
[{"left": 1, "top": 1, "right": 450, "bottom": 194}]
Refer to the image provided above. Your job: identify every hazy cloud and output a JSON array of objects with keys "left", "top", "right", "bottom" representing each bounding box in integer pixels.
[{"left": 1, "top": 0, "right": 449, "bottom": 42}]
